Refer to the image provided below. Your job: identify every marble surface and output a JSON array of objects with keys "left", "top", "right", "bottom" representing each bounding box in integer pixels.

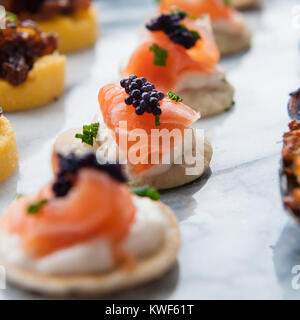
[{"left": 1, "top": 0, "right": 300, "bottom": 300}]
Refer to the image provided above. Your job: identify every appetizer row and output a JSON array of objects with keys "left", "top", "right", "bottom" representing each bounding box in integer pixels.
[
  {"left": 0, "top": 0, "right": 258, "bottom": 296},
  {"left": 1, "top": 5, "right": 238, "bottom": 117},
  {"left": 55, "top": 76, "right": 212, "bottom": 189},
  {"left": 0, "top": 72, "right": 214, "bottom": 294}
]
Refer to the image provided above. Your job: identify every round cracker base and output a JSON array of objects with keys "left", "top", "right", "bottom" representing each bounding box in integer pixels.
[
  {"left": 232, "top": 0, "right": 260, "bottom": 9},
  {"left": 0, "top": 202, "right": 180, "bottom": 297},
  {"left": 125, "top": 135, "right": 213, "bottom": 190},
  {"left": 177, "top": 81, "right": 234, "bottom": 118},
  {"left": 213, "top": 25, "right": 252, "bottom": 56}
]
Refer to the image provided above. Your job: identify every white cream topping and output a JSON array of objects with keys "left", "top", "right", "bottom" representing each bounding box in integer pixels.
[
  {"left": 54, "top": 128, "right": 99, "bottom": 157},
  {"left": 0, "top": 197, "right": 168, "bottom": 275}
]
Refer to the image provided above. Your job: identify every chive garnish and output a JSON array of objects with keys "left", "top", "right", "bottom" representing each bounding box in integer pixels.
[
  {"left": 27, "top": 199, "right": 48, "bottom": 214},
  {"left": 221, "top": 78, "right": 228, "bottom": 84},
  {"left": 149, "top": 44, "right": 168, "bottom": 66},
  {"left": 190, "top": 30, "right": 200, "bottom": 40},
  {"left": 75, "top": 122, "right": 99, "bottom": 146},
  {"left": 131, "top": 186, "right": 160, "bottom": 201},
  {"left": 155, "top": 115, "right": 160, "bottom": 126},
  {"left": 167, "top": 91, "right": 183, "bottom": 102},
  {"left": 6, "top": 12, "right": 17, "bottom": 23},
  {"left": 225, "top": 100, "right": 235, "bottom": 112},
  {"left": 223, "top": 0, "right": 232, "bottom": 6},
  {"left": 16, "top": 193, "right": 23, "bottom": 199}
]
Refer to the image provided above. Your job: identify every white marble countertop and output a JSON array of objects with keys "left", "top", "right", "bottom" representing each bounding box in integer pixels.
[{"left": 1, "top": 0, "right": 300, "bottom": 300}]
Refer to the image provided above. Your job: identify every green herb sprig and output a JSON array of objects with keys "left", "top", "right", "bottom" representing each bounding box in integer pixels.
[
  {"left": 5, "top": 12, "right": 17, "bottom": 24},
  {"left": 75, "top": 122, "right": 99, "bottom": 146},
  {"left": 155, "top": 115, "right": 160, "bottom": 126},
  {"left": 167, "top": 91, "right": 183, "bottom": 102},
  {"left": 131, "top": 186, "right": 160, "bottom": 201},
  {"left": 27, "top": 199, "right": 48, "bottom": 215},
  {"left": 190, "top": 30, "right": 200, "bottom": 40},
  {"left": 221, "top": 78, "right": 228, "bottom": 84},
  {"left": 149, "top": 44, "right": 168, "bottom": 66},
  {"left": 223, "top": 0, "right": 232, "bottom": 6}
]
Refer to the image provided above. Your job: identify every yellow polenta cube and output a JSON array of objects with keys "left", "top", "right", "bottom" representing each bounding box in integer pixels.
[
  {"left": 37, "top": 6, "right": 98, "bottom": 53},
  {"left": 0, "top": 53, "right": 66, "bottom": 112},
  {"left": 0, "top": 115, "right": 18, "bottom": 181}
]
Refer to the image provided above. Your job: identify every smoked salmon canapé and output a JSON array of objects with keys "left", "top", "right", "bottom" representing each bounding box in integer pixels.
[
  {"left": 0, "top": 15, "right": 65, "bottom": 112},
  {"left": 158, "top": 0, "right": 251, "bottom": 55},
  {"left": 124, "top": 12, "right": 234, "bottom": 117},
  {"left": 0, "top": 0, "right": 98, "bottom": 53},
  {"left": 0, "top": 153, "right": 180, "bottom": 296},
  {"left": 0, "top": 108, "right": 18, "bottom": 181},
  {"left": 53, "top": 77, "right": 213, "bottom": 190}
]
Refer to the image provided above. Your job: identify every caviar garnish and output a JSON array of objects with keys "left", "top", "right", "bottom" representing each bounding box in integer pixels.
[
  {"left": 149, "top": 43, "right": 168, "bottom": 66},
  {"left": 146, "top": 13, "right": 201, "bottom": 49},
  {"left": 27, "top": 199, "right": 48, "bottom": 214},
  {"left": 167, "top": 91, "right": 183, "bottom": 102},
  {"left": 0, "top": 0, "right": 91, "bottom": 21},
  {"left": 131, "top": 185, "right": 160, "bottom": 201},
  {"left": 0, "top": 107, "right": 2, "bottom": 117},
  {"left": 52, "top": 153, "right": 126, "bottom": 198},
  {"left": 120, "top": 75, "right": 164, "bottom": 126},
  {"left": 75, "top": 122, "right": 99, "bottom": 146},
  {"left": 0, "top": 18, "right": 58, "bottom": 86}
]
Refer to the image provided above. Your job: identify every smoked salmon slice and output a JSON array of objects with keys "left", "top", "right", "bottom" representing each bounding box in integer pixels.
[
  {"left": 98, "top": 83, "right": 199, "bottom": 174},
  {"left": 124, "top": 15, "right": 219, "bottom": 93},
  {"left": 0, "top": 168, "right": 136, "bottom": 258},
  {"left": 159, "top": 0, "right": 234, "bottom": 21}
]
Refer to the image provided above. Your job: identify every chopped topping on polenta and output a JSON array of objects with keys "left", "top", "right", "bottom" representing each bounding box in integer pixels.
[
  {"left": 0, "top": 0, "right": 91, "bottom": 20},
  {"left": 282, "top": 120, "right": 300, "bottom": 212},
  {"left": 0, "top": 18, "right": 57, "bottom": 86}
]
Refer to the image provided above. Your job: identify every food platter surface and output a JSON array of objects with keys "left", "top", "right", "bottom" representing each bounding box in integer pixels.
[{"left": 1, "top": 0, "right": 300, "bottom": 299}]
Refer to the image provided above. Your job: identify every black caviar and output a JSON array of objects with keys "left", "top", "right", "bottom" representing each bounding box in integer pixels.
[
  {"left": 53, "top": 153, "right": 126, "bottom": 198},
  {"left": 120, "top": 75, "right": 164, "bottom": 125},
  {"left": 146, "top": 13, "right": 200, "bottom": 50}
]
